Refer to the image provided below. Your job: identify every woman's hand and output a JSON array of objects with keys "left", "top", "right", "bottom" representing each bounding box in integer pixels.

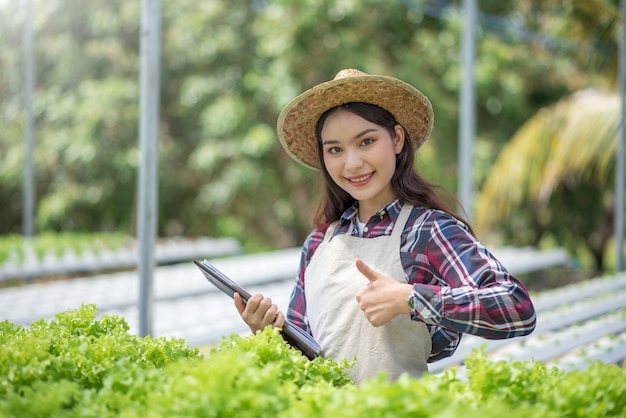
[
  {"left": 234, "top": 292, "right": 285, "bottom": 333},
  {"left": 355, "top": 259, "right": 413, "bottom": 327}
]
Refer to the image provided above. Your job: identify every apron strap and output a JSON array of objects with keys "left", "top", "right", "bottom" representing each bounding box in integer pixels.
[
  {"left": 322, "top": 221, "right": 338, "bottom": 243},
  {"left": 391, "top": 203, "right": 414, "bottom": 240}
]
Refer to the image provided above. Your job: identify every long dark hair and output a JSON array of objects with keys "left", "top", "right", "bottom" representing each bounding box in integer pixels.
[{"left": 312, "top": 102, "right": 474, "bottom": 235}]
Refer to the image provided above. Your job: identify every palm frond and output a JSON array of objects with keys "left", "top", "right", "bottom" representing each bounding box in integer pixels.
[{"left": 475, "top": 89, "right": 620, "bottom": 233}]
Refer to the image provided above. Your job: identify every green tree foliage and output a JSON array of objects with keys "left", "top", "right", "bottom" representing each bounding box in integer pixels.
[
  {"left": 0, "top": 1, "right": 141, "bottom": 234},
  {"left": 0, "top": 0, "right": 611, "bottom": 255},
  {"left": 476, "top": 90, "right": 619, "bottom": 274},
  {"left": 474, "top": 0, "right": 622, "bottom": 274}
]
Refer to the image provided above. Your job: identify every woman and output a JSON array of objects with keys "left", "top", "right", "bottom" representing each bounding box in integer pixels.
[{"left": 235, "top": 69, "right": 536, "bottom": 384}]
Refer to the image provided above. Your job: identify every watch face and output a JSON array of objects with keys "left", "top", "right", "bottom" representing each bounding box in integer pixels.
[{"left": 408, "top": 296, "right": 415, "bottom": 311}]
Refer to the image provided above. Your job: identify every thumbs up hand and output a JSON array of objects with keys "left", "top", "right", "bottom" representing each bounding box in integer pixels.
[{"left": 355, "top": 259, "right": 413, "bottom": 327}]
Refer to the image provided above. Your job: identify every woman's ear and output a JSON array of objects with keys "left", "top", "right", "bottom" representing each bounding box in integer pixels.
[{"left": 393, "top": 124, "right": 406, "bottom": 154}]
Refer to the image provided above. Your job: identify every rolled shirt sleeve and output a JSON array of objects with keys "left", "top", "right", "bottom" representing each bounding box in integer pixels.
[{"left": 408, "top": 214, "right": 537, "bottom": 341}]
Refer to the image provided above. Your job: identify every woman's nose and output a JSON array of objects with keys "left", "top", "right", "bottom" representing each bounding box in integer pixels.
[{"left": 344, "top": 150, "right": 364, "bottom": 171}]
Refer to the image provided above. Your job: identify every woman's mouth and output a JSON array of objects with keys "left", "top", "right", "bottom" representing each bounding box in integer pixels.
[{"left": 345, "top": 173, "right": 374, "bottom": 185}]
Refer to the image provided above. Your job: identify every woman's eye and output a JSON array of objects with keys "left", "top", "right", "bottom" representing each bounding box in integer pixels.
[
  {"left": 361, "top": 138, "right": 375, "bottom": 146},
  {"left": 326, "top": 146, "right": 341, "bottom": 154}
]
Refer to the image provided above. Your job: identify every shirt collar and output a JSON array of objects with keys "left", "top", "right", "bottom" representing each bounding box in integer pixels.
[{"left": 340, "top": 199, "right": 403, "bottom": 225}]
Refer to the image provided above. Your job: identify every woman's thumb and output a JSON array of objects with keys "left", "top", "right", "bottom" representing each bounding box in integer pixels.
[{"left": 355, "top": 258, "right": 378, "bottom": 282}]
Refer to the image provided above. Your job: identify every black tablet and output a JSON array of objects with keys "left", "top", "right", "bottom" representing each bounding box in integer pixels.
[{"left": 194, "top": 260, "right": 321, "bottom": 360}]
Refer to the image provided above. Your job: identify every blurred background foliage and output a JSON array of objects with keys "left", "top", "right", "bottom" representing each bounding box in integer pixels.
[{"left": 0, "top": 0, "right": 621, "bottom": 274}]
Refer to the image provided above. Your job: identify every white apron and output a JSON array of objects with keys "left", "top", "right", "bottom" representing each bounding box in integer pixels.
[{"left": 304, "top": 204, "right": 431, "bottom": 384}]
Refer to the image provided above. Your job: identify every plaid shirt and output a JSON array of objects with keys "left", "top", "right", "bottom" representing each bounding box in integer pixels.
[{"left": 287, "top": 200, "right": 536, "bottom": 362}]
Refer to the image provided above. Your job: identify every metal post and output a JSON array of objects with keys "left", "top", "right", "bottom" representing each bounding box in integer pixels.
[
  {"left": 137, "top": 0, "right": 161, "bottom": 337},
  {"left": 458, "top": 0, "right": 477, "bottom": 221},
  {"left": 616, "top": 0, "right": 626, "bottom": 272},
  {"left": 22, "top": 0, "right": 35, "bottom": 237}
]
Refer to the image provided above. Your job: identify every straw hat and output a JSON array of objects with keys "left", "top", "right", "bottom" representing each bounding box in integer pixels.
[{"left": 276, "top": 69, "right": 434, "bottom": 170}]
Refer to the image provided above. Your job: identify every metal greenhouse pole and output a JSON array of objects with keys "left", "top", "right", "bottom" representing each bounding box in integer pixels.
[
  {"left": 616, "top": 0, "right": 626, "bottom": 272},
  {"left": 458, "top": 0, "right": 477, "bottom": 221},
  {"left": 22, "top": 0, "right": 35, "bottom": 237},
  {"left": 137, "top": 0, "right": 161, "bottom": 337}
]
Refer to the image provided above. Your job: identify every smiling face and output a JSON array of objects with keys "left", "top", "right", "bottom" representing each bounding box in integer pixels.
[{"left": 320, "top": 109, "right": 405, "bottom": 221}]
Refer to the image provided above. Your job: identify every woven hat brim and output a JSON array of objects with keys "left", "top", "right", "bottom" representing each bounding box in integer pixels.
[{"left": 277, "top": 74, "right": 434, "bottom": 170}]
